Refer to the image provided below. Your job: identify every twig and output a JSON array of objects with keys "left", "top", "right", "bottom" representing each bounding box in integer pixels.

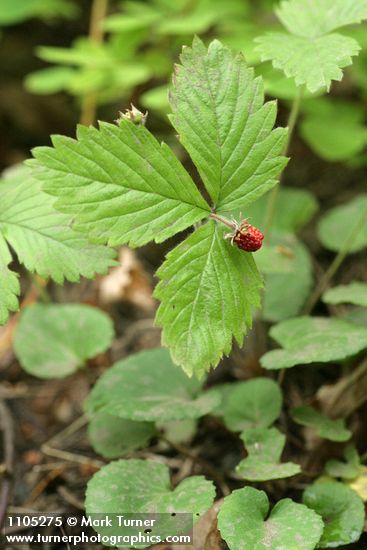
[
  {"left": 303, "top": 204, "right": 367, "bottom": 314},
  {"left": 0, "top": 400, "right": 14, "bottom": 528},
  {"left": 41, "top": 445, "right": 104, "bottom": 469},
  {"left": 263, "top": 86, "right": 304, "bottom": 237},
  {"left": 80, "top": 0, "right": 109, "bottom": 126}
]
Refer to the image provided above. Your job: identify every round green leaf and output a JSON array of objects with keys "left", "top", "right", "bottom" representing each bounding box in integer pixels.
[
  {"left": 222, "top": 378, "right": 282, "bottom": 432},
  {"left": 318, "top": 195, "right": 367, "bottom": 253},
  {"left": 291, "top": 406, "right": 351, "bottom": 442},
  {"left": 86, "top": 348, "right": 221, "bottom": 421},
  {"left": 14, "top": 303, "right": 114, "bottom": 379},
  {"left": 88, "top": 413, "right": 155, "bottom": 459},
  {"left": 236, "top": 428, "right": 301, "bottom": 481},
  {"left": 85, "top": 459, "right": 215, "bottom": 543},
  {"left": 261, "top": 317, "right": 367, "bottom": 370},
  {"left": 218, "top": 486, "right": 323, "bottom": 550},
  {"left": 303, "top": 481, "right": 364, "bottom": 548},
  {"left": 323, "top": 282, "right": 367, "bottom": 307}
]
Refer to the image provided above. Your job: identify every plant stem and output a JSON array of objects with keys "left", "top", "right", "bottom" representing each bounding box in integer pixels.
[
  {"left": 303, "top": 204, "right": 367, "bottom": 314},
  {"left": 209, "top": 212, "right": 236, "bottom": 230},
  {"left": 263, "top": 86, "right": 304, "bottom": 237},
  {"left": 80, "top": 0, "right": 109, "bottom": 126}
]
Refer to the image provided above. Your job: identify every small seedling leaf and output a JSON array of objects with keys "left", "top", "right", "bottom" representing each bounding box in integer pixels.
[
  {"left": 325, "top": 445, "right": 361, "bottom": 480},
  {"left": 236, "top": 427, "right": 301, "bottom": 481},
  {"left": 291, "top": 405, "right": 351, "bottom": 442}
]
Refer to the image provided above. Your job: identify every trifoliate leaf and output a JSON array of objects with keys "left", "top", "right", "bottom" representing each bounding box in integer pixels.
[
  {"left": 218, "top": 486, "right": 324, "bottom": 550},
  {"left": 14, "top": 303, "right": 114, "bottom": 379},
  {"left": 86, "top": 348, "right": 221, "bottom": 421},
  {"left": 318, "top": 194, "right": 367, "bottom": 253},
  {"left": 303, "top": 481, "right": 365, "bottom": 548},
  {"left": 325, "top": 446, "right": 361, "bottom": 480},
  {"left": 291, "top": 405, "right": 351, "bottom": 442},
  {"left": 88, "top": 413, "right": 155, "bottom": 459},
  {"left": 256, "top": 0, "right": 367, "bottom": 92},
  {"left": 85, "top": 459, "right": 215, "bottom": 543},
  {"left": 236, "top": 427, "right": 301, "bottom": 481},
  {"left": 300, "top": 99, "right": 367, "bottom": 162},
  {"left": 323, "top": 282, "right": 367, "bottom": 307},
  {"left": 155, "top": 222, "right": 262, "bottom": 377},
  {"left": 222, "top": 378, "right": 282, "bottom": 432},
  {"left": 261, "top": 316, "right": 367, "bottom": 370},
  {"left": 30, "top": 120, "right": 210, "bottom": 247},
  {"left": 170, "top": 37, "right": 288, "bottom": 209},
  {"left": 0, "top": 166, "right": 116, "bottom": 324}
]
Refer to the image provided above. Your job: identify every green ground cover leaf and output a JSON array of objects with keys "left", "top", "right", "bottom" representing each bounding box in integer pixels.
[
  {"left": 236, "top": 427, "right": 301, "bottom": 481},
  {"left": 325, "top": 446, "right": 361, "bottom": 480},
  {"left": 0, "top": 166, "right": 116, "bottom": 324},
  {"left": 170, "top": 37, "right": 288, "bottom": 209},
  {"left": 256, "top": 0, "right": 367, "bottom": 92},
  {"left": 323, "top": 282, "right": 367, "bottom": 306},
  {"left": 261, "top": 317, "right": 367, "bottom": 370},
  {"left": 30, "top": 120, "right": 210, "bottom": 247},
  {"left": 88, "top": 413, "right": 155, "bottom": 459},
  {"left": 318, "top": 194, "right": 367, "bottom": 253},
  {"left": 218, "top": 486, "right": 324, "bottom": 550},
  {"left": 14, "top": 304, "right": 114, "bottom": 379},
  {"left": 85, "top": 458, "right": 215, "bottom": 545},
  {"left": 303, "top": 481, "right": 365, "bottom": 548},
  {"left": 86, "top": 348, "right": 221, "bottom": 421},
  {"left": 0, "top": 0, "right": 77, "bottom": 25},
  {"left": 222, "top": 377, "right": 282, "bottom": 431},
  {"left": 155, "top": 222, "right": 263, "bottom": 377},
  {"left": 291, "top": 405, "right": 351, "bottom": 442}
]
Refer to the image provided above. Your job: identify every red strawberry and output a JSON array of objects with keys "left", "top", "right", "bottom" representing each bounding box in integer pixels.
[{"left": 233, "top": 221, "right": 264, "bottom": 252}]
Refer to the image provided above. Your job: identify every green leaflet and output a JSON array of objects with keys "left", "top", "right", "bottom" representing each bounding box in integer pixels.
[
  {"left": 0, "top": 166, "right": 116, "bottom": 325},
  {"left": 170, "top": 37, "right": 288, "bottom": 208},
  {"left": 325, "top": 446, "right": 361, "bottom": 480},
  {"left": 155, "top": 222, "right": 263, "bottom": 377},
  {"left": 256, "top": 0, "right": 367, "bottom": 92},
  {"left": 30, "top": 120, "right": 210, "bottom": 247}
]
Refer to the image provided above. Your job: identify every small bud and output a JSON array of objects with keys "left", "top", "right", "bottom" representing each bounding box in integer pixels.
[{"left": 115, "top": 104, "right": 148, "bottom": 127}]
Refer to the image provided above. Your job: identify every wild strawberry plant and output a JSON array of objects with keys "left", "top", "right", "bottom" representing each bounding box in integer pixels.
[{"left": 4, "top": 0, "right": 367, "bottom": 549}]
